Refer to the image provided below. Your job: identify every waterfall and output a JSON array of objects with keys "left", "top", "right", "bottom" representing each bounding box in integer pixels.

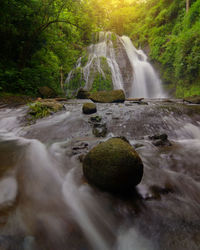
[
  {"left": 120, "top": 36, "right": 165, "bottom": 98},
  {"left": 65, "top": 32, "right": 166, "bottom": 98}
]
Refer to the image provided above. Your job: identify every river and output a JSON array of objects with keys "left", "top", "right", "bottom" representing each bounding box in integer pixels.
[{"left": 0, "top": 98, "right": 200, "bottom": 250}]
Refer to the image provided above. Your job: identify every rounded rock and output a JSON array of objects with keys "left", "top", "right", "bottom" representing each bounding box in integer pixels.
[
  {"left": 82, "top": 103, "right": 97, "bottom": 114},
  {"left": 83, "top": 138, "right": 143, "bottom": 192}
]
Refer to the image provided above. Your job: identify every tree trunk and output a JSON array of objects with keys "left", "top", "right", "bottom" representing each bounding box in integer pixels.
[{"left": 186, "top": 0, "right": 190, "bottom": 13}]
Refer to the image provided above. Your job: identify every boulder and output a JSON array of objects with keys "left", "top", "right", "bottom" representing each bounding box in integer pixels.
[
  {"left": 38, "top": 86, "right": 56, "bottom": 98},
  {"left": 83, "top": 138, "right": 143, "bottom": 192},
  {"left": 82, "top": 103, "right": 97, "bottom": 114},
  {"left": 28, "top": 100, "right": 63, "bottom": 120},
  {"left": 77, "top": 89, "right": 90, "bottom": 99},
  {"left": 89, "top": 90, "right": 125, "bottom": 103},
  {"left": 89, "top": 115, "right": 102, "bottom": 123},
  {"left": 149, "top": 134, "right": 172, "bottom": 146},
  {"left": 92, "top": 123, "right": 107, "bottom": 137},
  {"left": 183, "top": 96, "right": 200, "bottom": 104}
]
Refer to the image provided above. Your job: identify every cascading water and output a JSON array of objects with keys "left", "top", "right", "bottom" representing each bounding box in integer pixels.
[
  {"left": 120, "top": 36, "right": 165, "bottom": 98},
  {"left": 66, "top": 32, "right": 166, "bottom": 98},
  {"left": 1, "top": 98, "right": 200, "bottom": 250}
]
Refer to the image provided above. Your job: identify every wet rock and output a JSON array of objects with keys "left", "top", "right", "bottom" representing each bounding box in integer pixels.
[
  {"left": 183, "top": 96, "right": 200, "bottom": 104},
  {"left": 134, "top": 143, "right": 144, "bottom": 149},
  {"left": 149, "top": 185, "right": 173, "bottom": 200},
  {"left": 89, "top": 90, "right": 125, "bottom": 103},
  {"left": 79, "top": 154, "right": 85, "bottom": 162},
  {"left": 89, "top": 115, "right": 102, "bottom": 123},
  {"left": 89, "top": 115, "right": 107, "bottom": 137},
  {"left": 138, "top": 101, "right": 148, "bottom": 105},
  {"left": 92, "top": 123, "right": 107, "bottom": 137},
  {"left": 27, "top": 100, "right": 63, "bottom": 120},
  {"left": 126, "top": 98, "right": 144, "bottom": 102},
  {"left": 55, "top": 97, "right": 68, "bottom": 102},
  {"left": 0, "top": 177, "right": 18, "bottom": 210},
  {"left": 72, "top": 142, "right": 88, "bottom": 155},
  {"left": 149, "top": 133, "right": 172, "bottom": 147},
  {"left": 77, "top": 88, "right": 90, "bottom": 99},
  {"left": 38, "top": 86, "right": 56, "bottom": 98},
  {"left": 83, "top": 138, "right": 143, "bottom": 193},
  {"left": 82, "top": 103, "right": 97, "bottom": 114}
]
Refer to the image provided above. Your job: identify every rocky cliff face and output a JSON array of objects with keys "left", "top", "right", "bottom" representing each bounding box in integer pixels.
[{"left": 65, "top": 32, "right": 165, "bottom": 99}]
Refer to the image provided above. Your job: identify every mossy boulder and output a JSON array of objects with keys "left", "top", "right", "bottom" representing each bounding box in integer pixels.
[
  {"left": 83, "top": 138, "right": 143, "bottom": 193},
  {"left": 77, "top": 89, "right": 90, "bottom": 99},
  {"left": 28, "top": 100, "right": 63, "bottom": 120},
  {"left": 89, "top": 90, "right": 125, "bottom": 103},
  {"left": 82, "top": 103, "right": 97, "bottom": 114},
  {"left": 184, "top": 96, "right": 200, "bottom": 104},
  {"left": 38, "top": 86, "right": 56, "bottom": 98}
]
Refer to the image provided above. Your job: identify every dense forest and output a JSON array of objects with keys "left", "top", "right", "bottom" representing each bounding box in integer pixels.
[{"left": 0, "top": 0, "right": 200, "bottom": 97}]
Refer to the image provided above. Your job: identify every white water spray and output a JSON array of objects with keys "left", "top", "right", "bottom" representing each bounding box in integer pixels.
[
  {"left": 120, "top": 36, "right": 165, "bottom": 98},
  {"left": 66, "top": 32, "right": 166, "bottom": 98}
]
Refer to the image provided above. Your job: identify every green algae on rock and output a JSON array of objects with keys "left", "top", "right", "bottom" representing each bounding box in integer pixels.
[
  {"left": 82, "top": 103, "right": 97, "bottom": 114},
  {"left": 77, "top": 89, "right": 90, "bottom": 99},
  {"left": 184, "top": 96, "right": 200, "bottom": 104},
  {"left": 89, "top": 90, "right": 125, "bottom": 103},
  {"left": 28, "top": 99, "right": 63, "bottom": 120},
  {"left": 83, "top": 138, "right": 143, "bottom": 193},
  {"left": 38, "top": 86, "right": 56, "bottom": 98}
]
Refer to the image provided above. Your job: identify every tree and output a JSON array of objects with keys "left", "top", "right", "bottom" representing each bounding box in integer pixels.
[{"left": 186, "top": 0, "right": 190, "bottom": 13}]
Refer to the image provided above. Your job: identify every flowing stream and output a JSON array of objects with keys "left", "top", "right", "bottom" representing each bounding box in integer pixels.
[
  {"left": 0, "top": 99, "right": 200, "bottom": 250},
  {"left": 66, "top": 32, "right": 166, "bottom": 98}
]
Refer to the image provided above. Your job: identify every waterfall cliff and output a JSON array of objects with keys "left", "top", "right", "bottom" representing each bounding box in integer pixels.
[{"left": 65, "top": 32, "right": 165, "bottom": 98}]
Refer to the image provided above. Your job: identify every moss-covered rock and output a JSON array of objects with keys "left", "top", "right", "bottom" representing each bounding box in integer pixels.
[
  {"left": 83, "top": 138, "right": 143, "bottom": 193},
  {"left": 77, "top": 88, "right": 90, "bottom": 99},
  {"left": 28, "top": 100, "right": 63, "bottom": 120},
  {"left": 92, "top": 123, "right": 107, "bottom": 137},
  {"left": 82, "top": 103, "right": 97, "bottom": 114},
  {"left": 38, "top": 86, "right": 56, "bottom": 98},
  {"left": 89, "top": 90, "right": 125, "bottom": 103},
  {"left": 184, "top": 96, "right": 200, "bottom": 104}
]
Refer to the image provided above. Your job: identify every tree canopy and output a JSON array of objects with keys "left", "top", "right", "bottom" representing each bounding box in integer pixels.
[{"left": 0, "top": 0, "right": 200, "bottom": 97}]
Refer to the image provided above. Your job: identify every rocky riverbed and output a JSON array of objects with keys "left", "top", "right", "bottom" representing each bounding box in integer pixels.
[{"left": 0, "top": 98, "right": 200, "bottom": 250}]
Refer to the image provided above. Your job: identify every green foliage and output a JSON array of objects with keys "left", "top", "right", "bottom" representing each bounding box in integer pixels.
[
  {"left": 91, "top": 57, "right": 113, "bottom": 92},
  {"left": 65, "top": 67, "right": 85, "bottom": 98},
  {"left": 1, "top": 0, "right": 200, "bottom": 98},
  {"left": 28, "top": 102, "right": 51, "bottom": 119},
  {"left": 119, "top": 0, "right": 200, "bottom": 97},
  {"left": 91, "top": 74, "right": 112, "bottom": 92},
  {"left": 28, "top": 100, "right": 63, "bottom": 120},
  {"left": 0, "top": 0, "right": 94, "bottom": 96}
]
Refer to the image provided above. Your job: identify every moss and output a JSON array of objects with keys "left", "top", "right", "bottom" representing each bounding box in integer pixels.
[
  {"left": 28, "top": 100, "right": 63, "bottom": 120},
  {"left": 77, "top": 88, "right": 90, "bottom": 99},
  {"left": 90, "top": 90, "right": 125, "bottom": 103},
  {"left": 156, "top": 103, "right": 200, "bottom": 116},
  {"left": 83, "top": 138, "right": 143, "bottom": 192},
  {"left": 81, "top": 55, "right": 88, "bottom": 67},
  {"left": 111, "top": 33, "right": 118, "bottom": 48},
  {"left": 184, "top": 96, "right": 200, "bottom": 104},
  {"left": 65, "top": 67, "right": 85, "bottom": 98},
  {"left": 82, "top": 102, "right": 97, "bottom": 114},
  {"left": 90, "top": 57, "right": 113, "bottom": 92},
  {"left": 38, "top": 86, "right": 56, "bottom": 98}
]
